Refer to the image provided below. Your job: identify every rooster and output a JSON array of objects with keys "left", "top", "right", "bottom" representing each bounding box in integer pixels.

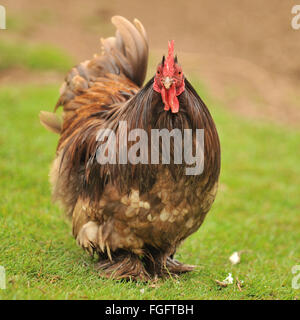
[{"left": 40, "top": 16, "right": 221, "bottom": 280}]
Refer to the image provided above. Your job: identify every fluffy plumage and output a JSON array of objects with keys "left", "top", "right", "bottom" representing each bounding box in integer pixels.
[{"left": 40, "top": 16, "right": 221, "bottom": 280}]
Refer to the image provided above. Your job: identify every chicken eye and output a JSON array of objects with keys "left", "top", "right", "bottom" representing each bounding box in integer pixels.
[
  {"left": 178, "top": 71, "right": 182, "bottom": 75},
  {"left": 157, "top": 70, "right": 160, "bottom": 74}
]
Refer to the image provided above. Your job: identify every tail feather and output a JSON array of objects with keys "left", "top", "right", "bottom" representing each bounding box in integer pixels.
[
  {"left": 56, "top": 16, "right": 148, "bottom": 110},
  {"left": 39, "top": 111, "right": 62, "bottom": 134},
  {"left": 110, "top": 16, "right": 148, "bottom": 86}
]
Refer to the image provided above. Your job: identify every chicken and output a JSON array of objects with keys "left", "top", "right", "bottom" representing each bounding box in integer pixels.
[{"left": 40, "top": 16, "right": 221, "bottom": 280}]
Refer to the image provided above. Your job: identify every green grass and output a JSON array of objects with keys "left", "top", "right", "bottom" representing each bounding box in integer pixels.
[
  {"left": 0, "top": 40, "right": 74, "bottom": 72},
  {"left": 0, "top": 83, "right": 299, "bottom": 300}
]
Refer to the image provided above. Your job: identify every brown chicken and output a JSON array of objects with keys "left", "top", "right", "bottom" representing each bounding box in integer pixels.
[{"left": 40, "top": 16, "right": 220, "bottom": 280}]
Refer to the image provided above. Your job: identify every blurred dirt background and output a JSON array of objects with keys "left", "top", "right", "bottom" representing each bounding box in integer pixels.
[{"left": 1, "top": 0, "right": 300, "bottom": 127}]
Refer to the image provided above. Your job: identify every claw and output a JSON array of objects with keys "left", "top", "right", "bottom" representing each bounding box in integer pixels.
[
  {"left": 98, "top": 225, "right": 105, "bottom": 252},
  {"left": 106, "top": 243, "right": 113, "bottom": 262}
]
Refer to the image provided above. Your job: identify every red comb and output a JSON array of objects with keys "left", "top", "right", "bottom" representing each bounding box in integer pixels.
[{"left": 163, "top": 40, "right": 175, "bottom": 76}]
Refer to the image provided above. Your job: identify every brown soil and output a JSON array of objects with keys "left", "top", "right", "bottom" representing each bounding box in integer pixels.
[{"left": 1, "top": 0, "right": 300, "bottom": 127}]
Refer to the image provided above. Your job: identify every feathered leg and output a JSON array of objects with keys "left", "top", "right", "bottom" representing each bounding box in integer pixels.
[
  {"left": 96, "top": 251, "right": 195, "bottom": 281},
  {"left": 74, "top": 208, "right": 195, "bottom": 281},
  {"left": 141, "top": 247, "right": 196, "bottom": 279},
  {"left": 165, "top": 257, "right": 195, "bottom": 274},
  {"left": 96, "top": 251, "right": 151, "bottom": 281}
]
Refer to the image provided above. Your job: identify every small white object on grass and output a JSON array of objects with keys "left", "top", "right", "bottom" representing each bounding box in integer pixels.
[
  {"left": 223, "top": 273, "right": 234, "bottom": 284},
  {"left": 215, "top": 273, "right": 234, "bottom": 287},
  {"left": 140, "top": 288, "right": 145, "bottom": 294},
  {"left": 229, "top": 251, "right": 241, "bottom": 265}
]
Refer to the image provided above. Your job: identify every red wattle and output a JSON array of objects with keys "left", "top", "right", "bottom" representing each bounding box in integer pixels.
[
  {"left": 160, "top": 87, "right": 169, "bottom": 111},
  {"left": 154, "top": 80, "right": 183, "bottom": 113},
  {"left": 166, "top": 85, "right": 179, "bottom": 113}
]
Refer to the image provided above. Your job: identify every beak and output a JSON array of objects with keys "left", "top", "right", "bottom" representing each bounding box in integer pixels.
[{"left": 162, "top": 77, "right": 173, "bottom": 90}]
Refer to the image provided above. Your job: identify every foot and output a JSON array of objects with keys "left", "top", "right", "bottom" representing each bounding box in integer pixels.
[{"left": 96, "top": 251, "right": 151, "bottom": 281}]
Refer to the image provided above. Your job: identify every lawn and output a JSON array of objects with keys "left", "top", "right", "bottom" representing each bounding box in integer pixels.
[
  {"left": 0, "top": 78, "right": 299, "bottom": 300},
  {"left": 0, "top": 40, "right": 74, "bottom": 72}
]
